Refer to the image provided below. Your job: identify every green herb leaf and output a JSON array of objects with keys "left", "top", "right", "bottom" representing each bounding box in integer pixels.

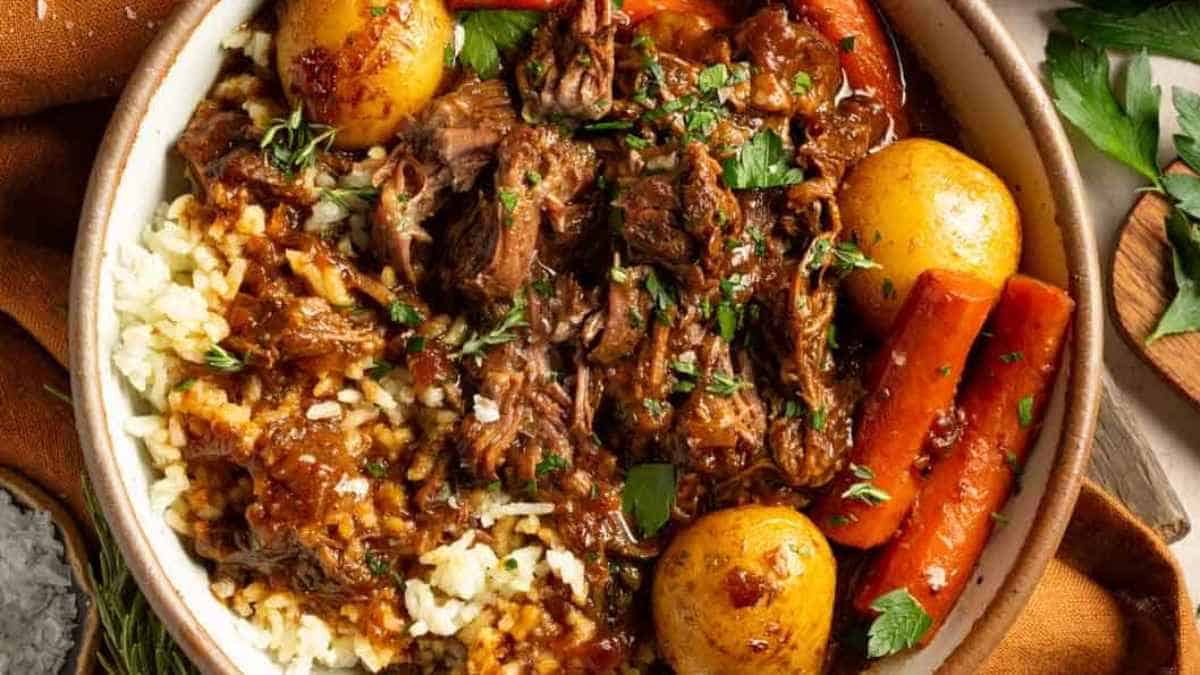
[
  {"left": 621, "top": 463, "right": 676, "bottom": 537},
  {"left": 840, "top": 35, "right": 857, "bottom": 52},
  {"left": 582, "top": 120, "right": 635, "bottom": 132},
  {"left": 721, "top": 130, "right": 805, "bottom": 190},
  {"left": 1017, "top": 395, "right": 1036, "bottom": 428},
  {"left": 810, "top": 406, "right": 828, "bottom": 431},
  {"left": 1058, "top": 3, "right": 1200, "bottom": 64},
  {"left": 260, "top": 105, "right": 336, "bottom": 177},
  {"left": 867, "top": 588, "right": 933, "bottom": 658},
  {"left": 792, "top": 70, "right": 813, "bottom": 96},
  {"left": 1163, "top": 174, "right": 1200, "bottom": 220},
  {"left": 1045, "top": 34, "right": 1160, "bottom": 184},
  {"left": 536, "top": 452, "right": 569, "bottom": 476},
  {"left": 388, "top": 301, "right": 423, "bottom": 326},
  {"left": 367, "top": 359, "right": 394, "bottom": 380},
  {"left": 842, "top": 481, "right": 891, "bottom": 506},
  {"left": 644, "top": 269, "right": 676, "bottom": 322},
  {"left": 85, "top": 481, "right": 201, "bottom": 675},
  {"left": 366, "top": 461, "right": 388, "bottom": 478},
  {"left": 1173, "top": 87, "right": 1200, "bottom": 172},
  {"left": 460, "top": 293, "right": 529, "bottom": 359},
  {"left": 642, "top": 398, "right": 666, "bottom": 418},
  {"left": 365, "top": 551, "right": 390, "bottom": 576},
  {"left": 173, "top": 378, "right": 197, "bottom": 392},
  {"left": 532, "top": 277, "right": 555, "bottom": 298},
  {"left": 999, "top": 351, "right": 1024, "bottom": 364},
  {"left": 1148, "top": 207, "right": 1200, "bottom": 341},
  {"left": 706, "top": 372, "right": 748, "bottom": 397},
  {"left": 407, "top": 336, "right": 426, "bottom": 353},
  {"left": 43, "top": 383, "right": 71, "bottom": 405},
  {"left": 850, "top": 463, "right": 875, "bottom": 480},
  {"left": 697, "top": 63, "right": 729, "bottom": 93},
  {"left": 320, "top": 186, "right": 379, "bottom": 209},
  {"left": 832, "top": 241, "right": 880, "bottom": 274},
  {"left": 205, "top": 345, "right": 244, "bottom": 373},
  {"left": 669, "top": 359, "right": 699, "bottom": 378},
  {"left": 458, "top": 10, "right": 543, "bottom": 79},
  {"left": 625, "top": 134, "right": 652, "bottom": 149},
  {"left": 716, "top": 301, "right": 738, "bottom": 342}
]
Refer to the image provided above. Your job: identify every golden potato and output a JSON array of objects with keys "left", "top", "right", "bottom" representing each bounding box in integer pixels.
[
  {"left": 653, "top": 506, "right": 836, "bottom": 675},
  {"left": 276, "top": 0, "right": 453, "bottom": 149},
  {"left": 838, "top": 138, "right": 1021, "bottom": 335}
]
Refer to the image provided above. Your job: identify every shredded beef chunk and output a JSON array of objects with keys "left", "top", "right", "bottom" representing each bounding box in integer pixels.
[
  {"left": 518, "top": 0, "right": 615, "bottom": 121},
  {"left": 445, "top": 125, "right": 596, "bottom": 302},
  {"left": 735, "top": 6, "right": 842, "bottom": 118},
  {"left": 373, "top": 79, "right": 517, "bottom": 285}
]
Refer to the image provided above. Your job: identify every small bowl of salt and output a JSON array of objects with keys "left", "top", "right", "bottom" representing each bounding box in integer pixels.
[{"left": 0, "top": 468, "right": 99, "bottom": 675}]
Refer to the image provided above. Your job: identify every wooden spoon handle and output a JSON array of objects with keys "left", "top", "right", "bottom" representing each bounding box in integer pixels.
[{"left": 1087, "top": 372, "right": 1191, "bottom": 543}]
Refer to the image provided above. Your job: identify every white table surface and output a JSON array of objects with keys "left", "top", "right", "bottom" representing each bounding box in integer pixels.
[{"left": 990, "top": 1, "right": 1200, "bottom": 596}]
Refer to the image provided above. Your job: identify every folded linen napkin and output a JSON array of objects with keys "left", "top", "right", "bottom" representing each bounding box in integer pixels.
[{"left": 0, "top": 1, "right": 1194, "bottom": 672}]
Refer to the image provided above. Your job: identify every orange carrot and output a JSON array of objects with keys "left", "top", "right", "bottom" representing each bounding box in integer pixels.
[
  {"left": 852, "top": 275, "right": 1074, "bottom": 641},
  {"left": 621, "top": 0, "right": 733, "bottom": 27},
  {"left": 811, "top": 269, "right": 997, "bottom": 549},
  {"left": 790, "top": 0, "right": 909, "bottom": 136}
]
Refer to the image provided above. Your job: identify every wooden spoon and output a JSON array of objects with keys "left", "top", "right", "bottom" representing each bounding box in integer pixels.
[
  {"left": 1112, "top": 160, "right": 1200, "bottom": 407},
  {"left": 0, "top": 467, "right": 99, "bottom": 675}
]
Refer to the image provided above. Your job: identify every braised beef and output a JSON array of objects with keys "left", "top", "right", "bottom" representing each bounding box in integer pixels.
[
  {"left": 517, "top": 0, "right": 616, "bottom": 121},
  {"left": 735, "top": 6, "right": 842, "bottom": 118}
]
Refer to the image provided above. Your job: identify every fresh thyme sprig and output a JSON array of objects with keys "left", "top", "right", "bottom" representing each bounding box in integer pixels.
[
  {"left": 458, "top": 292, "right": 529, "bottom": 362},
  {"left": 84, "top": 480, "right": 199, "bottom": 675},
  {"left": 260, "top": 105, "right": 336, "bottom": 176}
]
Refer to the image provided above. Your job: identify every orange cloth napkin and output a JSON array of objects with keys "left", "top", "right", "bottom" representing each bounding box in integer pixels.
[{"left": 0, "top": 2, "right": 1195, "bottom": 673}]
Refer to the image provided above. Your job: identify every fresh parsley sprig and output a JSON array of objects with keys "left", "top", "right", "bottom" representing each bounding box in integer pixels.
[
  {"left": 457, "top": 10, "right": 543, "bottom": 80},
  {"left": 722, "top": 129, "right": 805, "bottom": 190},
  {"left": 1058, "top": 2, "right": 1200, "bottom": 64},
  {"left": 867, "top": 588, "right": 934, "bottom": 658},
  {"left": 621, "top": 463, "right": 676, "bottom": 538},
  {"left": 204, "top": 344, "right": 244, "bottom": 373}
]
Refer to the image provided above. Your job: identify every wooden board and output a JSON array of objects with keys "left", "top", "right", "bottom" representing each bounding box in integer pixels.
[
  {"left": 1112, "top": 160, "right": 1200, "bottom": 409},
  {"left": 1088, "top": 374, "right": 1191, "bottom": 544}
]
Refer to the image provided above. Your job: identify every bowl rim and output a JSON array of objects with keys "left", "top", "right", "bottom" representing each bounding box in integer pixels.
[{"left": 68, "top": 1, "right": 1102, "bottom": 673}]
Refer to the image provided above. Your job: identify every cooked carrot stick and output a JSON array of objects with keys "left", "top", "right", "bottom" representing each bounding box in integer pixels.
[
  {"left": 789, "top": 0, "right": 909, "bottom": 136},
  {"left": 811, "top": 269, "right": 997, "bottom": 549},
  {"left": 852, "top": 275, "right": 1074, "bottom": 641},
  {"left": 621, "top": 0, "right": 733, "bottom": 27}
]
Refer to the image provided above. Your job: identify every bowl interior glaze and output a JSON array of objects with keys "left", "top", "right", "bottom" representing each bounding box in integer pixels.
[{"left": 70, "top": 1, "right": 1101, "bottom": 673}]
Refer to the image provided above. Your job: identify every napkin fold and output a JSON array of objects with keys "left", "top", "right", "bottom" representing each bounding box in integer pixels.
[{"left": 0, "top": 1, "right": 1195, "bottom": 673}]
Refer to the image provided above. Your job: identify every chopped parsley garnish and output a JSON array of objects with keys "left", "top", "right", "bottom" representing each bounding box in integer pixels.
[
  {"left": 486, "top": 480, "right": 502, "bottom": 492},
  {"left": 366, "top": 359, "right": 393, "bottom": 380},
  {"left": 721, "top": 129, "right": 804, "bottom": 190},
  {"left": 173, "top": 378, "right": 197, "bottom": 392},
  {"left": 204, "top": 345, "right": 244, "bottom": 373},
  {"left": 882, "top": 278, "right": 897, "bottom": 299},
  {"left": 532, "top": 277, "right": 555, "bottom": 297},
  {"left": 364, "top": 551, "right": 390, "bottom": 576},
  {"left": 366, "top": 461, "right": 388, "bottom": 478},
  {"left": 498, "top": 188, "right": 520, "bottom": 224},
  {"left": 749, "top": 226, "right": 767, "bottom": 257},
  {"left": 582, "top": 120, "right": 635, "bottom": 132},
  {"left": 644, "top": 269, "right": 676, "bottom": 324},
  {"left": 697, "top": 63, "right": 729, "bottom": 93},
  {"left": 628, "top": 307, "right": 645, "bottom": 329},
  {"left": 525, "top": 170, "right": 543, "bottom": 186},
  {"left": 840, "top": 35, "right": 857, "bottom": 52},
  {"left": 783, "top": 399, "right": 804, "bottom": 419},
  {"left": 938, "top": 365, "right": 952, "bottom": 377},
  {"left": 832, "top": 241, "right": 881, "bottom": 274},
  {"left": 504, "top": 557, "right": 519, "bottom": 571},
  {"left": 792, "top": 71, "right": 812, "bottom": 96},
  {"left": 457, "top": 10, "right": 543, "bottom": 80},
  {"left": 526, "top": 58, "right": 545, "bottom": 81},
  {"left": 536, "top": 452, "right": 569, "bottom": 476},
  {"left": 1017, "top": 395, "right": 1035, "bottom": 428},
  {"left": 850, "top": 463, "right": 875, "bottom": 480},
  {"left": 866, "top": 588, "right": 933, "bottom": 658},
  {"left": 669, "top": 359, "right": 699, "bottom": 378},
  {"left": 609, "top": 263, "right": 628, "bottom": 284},
  {"left": 810, "top": 406, "right": 828, "bottom": 431},
  {"left": 706, "top": 372, "right": 748, "bottom": 397},
  {"left": 842, "top": 480, "right": 891, "bottom": 506},
  {"left": 370, "top": 5, "right": 387, "bottom": 16},
  {"left": 388, "top": 301, "right": 422, "bottom": 326},
  {"left": 260, "top": 106, "right": 336, "bottom": 177},
  {"left": 827, "top": 323, "right": 839, "bottom": 349},
  {"left": 621, "top": 463, "right": 676, "bottom": 538},
  {"left": 716, "top": 301, "right": 738, "bottom": 342},
  {"left": 624, "top": 134, "right": 652, "bottom": 150},
  {"left": 407, "top": 336, "right": 426, "bottom": 353},
  {"left": 642, "top": 398, "right": 666, "bottom": 418},
  {"left": 829, "top": 513, "right": 855, "bottom": 527},
  {"left": 459, "top": 293, "right": 529, "bottom": 360},
  {"left": 999, "top": 351, "right": 1024, "bottom": 364}
]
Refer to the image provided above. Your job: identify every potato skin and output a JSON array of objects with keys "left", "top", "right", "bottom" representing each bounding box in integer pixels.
[
  {"left": 838, "top": 138, "right": 1021, "bottom": 335},
  {"left": 276, "top": 0, "right": 453, "bottom": 149},
  {"left": 653, "top": 506, "right": 836, "bottom": 675}
]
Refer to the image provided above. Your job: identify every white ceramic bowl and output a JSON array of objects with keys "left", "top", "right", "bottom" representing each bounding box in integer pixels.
[{"left": 70, "top": 1, "right": 1102, "bottom": 672}]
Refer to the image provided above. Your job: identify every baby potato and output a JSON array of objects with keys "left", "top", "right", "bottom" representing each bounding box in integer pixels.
[
  {"left": 653, "top": 506, "right": 836, "bottom": 675},
  {"left": 276, "top": 0, "right": 453, "bottom": 149},
  {"left": 838, "top": 138, "right": 1021, "bottom": 335}
]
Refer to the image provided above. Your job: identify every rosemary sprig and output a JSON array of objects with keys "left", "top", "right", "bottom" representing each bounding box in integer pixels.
[
  {"left": 260, "top": 106, "right": 336, "bottom": 176},
  {"left": 84, "top": 480, "right": 199, "bottom": 675},
  {"left": 319, "top": 186, "right": 379, "bottom": 210}
]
